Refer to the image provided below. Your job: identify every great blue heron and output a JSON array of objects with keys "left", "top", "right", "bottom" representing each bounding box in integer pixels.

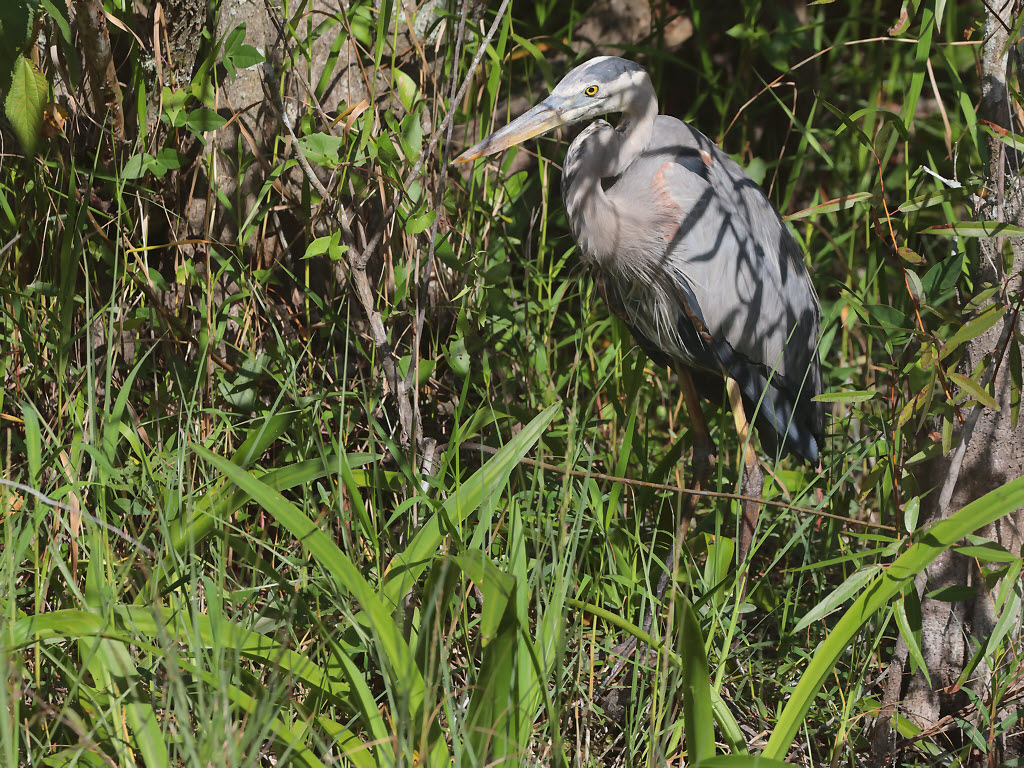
[{"left": 454, "top": 56, "right": 823, "bottom": 577}]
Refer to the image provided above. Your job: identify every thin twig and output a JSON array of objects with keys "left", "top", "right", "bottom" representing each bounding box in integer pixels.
[
  {"left": 450, "top": 441, "right": 895, "bottom": 531},
  {"left": 0, "top": 478, "right": 156, "bottom": 557},
  {"left": 259, "top": 55, "right": 411, "bottom": 439}
]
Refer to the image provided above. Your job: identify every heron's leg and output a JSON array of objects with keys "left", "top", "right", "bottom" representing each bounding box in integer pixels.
[
  {"left": 727, "top": 378, "right": 763, "bottom": 569},
  {"left": 679, "top": 370, "right": 715, "bottom": 487}
]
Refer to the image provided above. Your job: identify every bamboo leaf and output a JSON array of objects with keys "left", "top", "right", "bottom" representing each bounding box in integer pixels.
[
  {"left": 920, "top": 221, "right": 1024, "bottom": 238},
  {"left": 814, "top": 389, "right": 877, "bottom": 404},
  {"left": 940, "top": 305, "right": 1006, "bottom": 360},
  {"left": 954, "top": 543, "right": 1019, "bottom": 563},
  {"left": 925, "top": 584, "right": 978, "bottom": 601},
  {"left": 898, "top": 188, "right": 965, "bottom": 213},
  {"left": 947, "top": 371, "right": 999, "bottom": 410},
  {"left": 894, "top": 590, "right": 928, "bottom": 682},
  {"left": 982, "top": 123, "right": 1024, "bottom": 152},
  {"left": 784, "top": 192, "right": 874, "bottom": 220},
  {"left": 792, "top": 565, "right": 882, "bottom": 632}
]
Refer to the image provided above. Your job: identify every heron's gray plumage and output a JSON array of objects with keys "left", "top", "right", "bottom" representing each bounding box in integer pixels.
[{"left": 457, "top": 56, "right": 824, "bottom": 461}]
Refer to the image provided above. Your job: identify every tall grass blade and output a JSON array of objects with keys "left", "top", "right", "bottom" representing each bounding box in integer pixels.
[{"left": 381, "top": 404, "right": 560, "bottom": 608}]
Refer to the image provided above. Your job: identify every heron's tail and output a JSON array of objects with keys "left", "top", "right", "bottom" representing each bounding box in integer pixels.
[{"left": 713, "top": 341, "right": 823, "bottom": 463}]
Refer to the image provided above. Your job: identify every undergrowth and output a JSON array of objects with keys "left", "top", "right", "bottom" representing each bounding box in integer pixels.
[{"left": 2, "top": 0, "right": 1022, "bottom": 766}]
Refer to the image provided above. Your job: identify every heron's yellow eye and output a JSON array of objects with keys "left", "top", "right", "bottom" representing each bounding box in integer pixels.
[{"left": 584, "top": 85, "right": 599, "bottom": 97}]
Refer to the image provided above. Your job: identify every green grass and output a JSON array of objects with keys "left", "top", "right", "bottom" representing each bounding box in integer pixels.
[{"left": 2, "top": 0, "right": 1022, "bottom": 766}]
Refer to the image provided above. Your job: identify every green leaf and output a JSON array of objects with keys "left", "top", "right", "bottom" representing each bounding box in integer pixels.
[
  {"left": 186, "top": 107, "right": 227, "bottom": 134},
  {"left": 701, "top": 757, "right": 792, "bottom": 768},
  {"left": 152, "top": 147, "right": 187, "bottom": 176},
  {"left": 925, "top": 584, "right": 978, "bottom": 602},
  {"left": 920, "top": 221, "right": 1024, "bottom": 238},
  {"left": 445, "top": 336, "right": 470, "bottom": 377},
  {"left": 982, "top": 123, "right": 1024, "bottom": 153},
  {"left": 813, "top": 389, "right": 876, "bottom": 404},
  {"left": 405, "top": 209, "right": 436, "bottom": 235},
  {"left": 83, "top": 557, "right": 171, "bottom": 768},
  {"left": 784, "top": 192, "right": 874, "bottom": 220},
  {"left": 222, "top": 24, "right": 264, "bottom": 76},
  {"left": 228, "top": 44, "right": 264, "bottom": 70},
  {"left": 897, "top": 246, "right": 926, "bottom": 264},
  {"left": 679, "top": 594, "right": 715, "bottom": 765},
  {"left": 464, "top": 594, "right": 521, "bottom": 763},
  {"left": 40, "top": 0, "right": 70, "bottom": 43},
  {"left": 304, "top": 233, "right": 337, "bottom": 259},
  {"left": 955, "top": 585, "right": 1021, "bottom": 689},
  {"left": 5, "top": 56, "right": 48, "bottom": 155},
  {"left": 191, "top": 443, "right": 450, "bottom": 765},
  {"left": 117, "top": 605, "right": 353, "bottom": 702},
  {"left": 947, "top": 371, "right": 999, "bottom": 410},
  {"left": 898, "top": 187, "right": 965, "bottom": 213},
  {"left": 160, "top": 86, "right": 190, "bottom": 126},
  {"left": 903, "top": 496, "right": 920, "bottom": 533},
  {"left": 921, "top": 250, "right": 964, "bottom": 306},
  {"left": 821, "top": 101, "right": 874, "bottom": 150},
  {"left": 398, "top": 355, "right": 435, "bottom": 387},
  {"left": 865, "top": 303, "right": 911, "bottom": 344},
  {"left": 452, "top": 551, "right": 515, "bottom": 643},
  {"left": 894, "top": 588, "right": 928, "bottom": 681},
  {"left": 904, "top": 269, "right": 924, "bottom": 302},
  {"left": 0, "top": 1, "right": 39, "bottom": 73},
  {"left": 792, "top": 565, "right": 882, "bottom": 632},
  {"left": 399, "top": 111, "right": 424, "bottom": 161},
  {"left": 381, "top": 404, "right": 560, "bottom": 610},
  {"left": 175, "top": 657, "right": 329, "bottom": 768},
  {"left": 299, "top": 132, "right": 347, "bottom": 166},
  {"left": 941, "top": 304, "right": 1005, "bottom": 360},
  {"left": 121, "top": 152, "right": 155, "bottom": 180},
  {"left": 394, "top": 68, "right": 419, "bottom": 112},
  {"left": 954, "top": 543, "right": 1019, "bottom": 563}
]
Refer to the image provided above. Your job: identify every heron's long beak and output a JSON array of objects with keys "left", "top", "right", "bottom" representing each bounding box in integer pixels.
[{"left": 453, "top": 100, "right": 565, "bottom": 164}]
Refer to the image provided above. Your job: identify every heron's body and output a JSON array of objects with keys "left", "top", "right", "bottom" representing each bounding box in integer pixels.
[{"left": 457, "top": 56, "right": 824, "bottom": 461}]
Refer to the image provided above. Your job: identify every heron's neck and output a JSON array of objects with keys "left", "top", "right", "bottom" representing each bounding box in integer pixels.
[
  {"left": 562, "top": 92, "right": 658, "bottom": 274},
  {"left": 609, "top": 90, "right": 657, "bottom": 176},
  {"left": 563, "top": 128, "right": 617, "bottom": 270}
]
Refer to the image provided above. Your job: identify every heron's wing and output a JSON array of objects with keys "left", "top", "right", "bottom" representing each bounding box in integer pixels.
[{"left": 643, "top": 119, "right": 824, "bottom": 460}]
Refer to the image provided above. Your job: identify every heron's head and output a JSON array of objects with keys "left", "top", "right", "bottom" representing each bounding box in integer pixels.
[{"left": 453, "top": 57, "right": 652, "bottom": 164}]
